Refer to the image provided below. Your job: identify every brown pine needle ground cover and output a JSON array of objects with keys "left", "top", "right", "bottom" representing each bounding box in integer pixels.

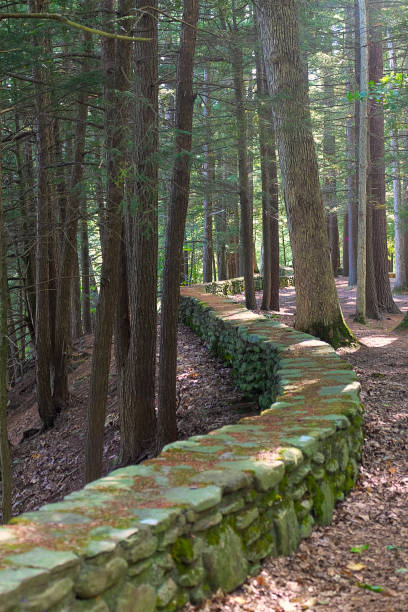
[
  {"left": 185, "top": 278, "right": 408, "bottom": 612},
  {"left": 6, "top": 324, "right": 249, "bottom": 518}
]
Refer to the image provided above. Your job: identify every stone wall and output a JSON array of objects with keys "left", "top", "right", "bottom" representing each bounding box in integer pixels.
[
  {"left": 202, "top": 272, "right": 294, "bottom": 297},
  {"left": 0, "top": 287, "right": 362, "bottom": 611}
]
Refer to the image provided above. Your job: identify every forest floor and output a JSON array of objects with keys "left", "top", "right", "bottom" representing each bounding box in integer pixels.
[
  {"left": 6, "top": 279, "right": 408, "bottom": 611},
  {"left": 185, "top": 278, "right": 408, "bottom": 612},
  {"left": 6, "top": 324, "right": 251, "bottom": 517}
]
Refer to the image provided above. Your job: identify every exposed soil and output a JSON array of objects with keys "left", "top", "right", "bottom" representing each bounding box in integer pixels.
[
  {"left": 185, "top": 278, "right": 408, "bottom": 612},
  {"left": 6, "top": 324, "right": 250, "bottom": 518}
]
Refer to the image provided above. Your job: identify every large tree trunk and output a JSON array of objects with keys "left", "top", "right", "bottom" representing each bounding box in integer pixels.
[
  {"left": 85, "top": 0, "right": 132, "bottom": 483},
  {"left": 368, "top": 1, "right": 399, "bottom": 314},
  {"left": 118, "top": 0, "right": 159, "bottom": 465},
  {"left": 231, "top": 21, "right": 256, "bottom": 310},
  {"left": 256, "top": 0, "right": 353, "bottom": 346},
  {"left": 157, "top": 0, "right": 199, "bottom": 450},
  {"left": 0, "top": 110, "right": 12, "bottom": 523}
]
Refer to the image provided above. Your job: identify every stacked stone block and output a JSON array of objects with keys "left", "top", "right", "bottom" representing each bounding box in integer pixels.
[{"left": 0, "top": 286, "right": 362, "bottom": 611}]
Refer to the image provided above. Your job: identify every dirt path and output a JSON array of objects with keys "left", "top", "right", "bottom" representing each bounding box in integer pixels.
[{"left": 186, "top": 279, "right": 408, "bottom": 612}]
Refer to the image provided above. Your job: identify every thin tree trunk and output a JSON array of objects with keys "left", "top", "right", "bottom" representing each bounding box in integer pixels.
[
  {"left": 256, "top": 0, "right": 353, "bottom": 346},
  {"left": 80, "top": 199, "right": 92, "bottom": 333},
  {"left": 255, "top": 42, "right": 272, "bottom": 310},
  {"left": 355, "top": 0, "right": 369, "bottom": 323},
  {"left": 0, "top": 111, "right": 12, "bottom": 523},
  {"left": 53, "top": 31, "right": 90, "bottom": 408},
  {"left": 30, "top": 0, "right": 57, "bottom": 428},
  {"left": 322, "top": 69, "right": 339, "bottom": 276},
  {"left": 85, "top": 0, "right": 132, "bottom": 483},
  {"left": 387, "top": 34, "right": 406, "bottom": 290},
  {"left": 368, "top": 2, "right": 399, "bottom": 313},
  {"left": 157, "top": 0, "right": 199, "bottom": 450},
  {"left": 215, "top": 157, "right": 227, "bottom": 280},
  {"left": 71, "top": 243, "right": 82, "bottom": 339},
  {"left": 231, "top": 19, "right": 256, "bottom": 309},
  {"left": 343, "top": 211, "right": 349, "bottom": 276},
  {"left": 202, "top": 69, "right": 213, "bottom": 283}
]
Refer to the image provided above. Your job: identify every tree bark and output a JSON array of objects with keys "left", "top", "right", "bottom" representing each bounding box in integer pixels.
[
  {"left": 256, "top": 0, "right": 353, "bottom": 346},
  {"left": 118, "top": 0, "right": 159, "bottom": 465},
  {"left": 387, "top": 34, "right": 406, "bottom": 291},
  {"left": 30, "top": 0, "right": 57, "bottom": 428},
  {"left": 215, "top": 156, "right": 227, "bottom": 281},
  {"left": 368, "top": 1, "right": 399, "bottom": 314},
  {"left": 202, "top": 69, "right": 214, "bottom": 283},
  {"left": 157, "top": 0, "right": 199, "bottom": 450},
  {"left": 53, "top": 64, "right": 89, "bottom": 407},
  {"left": 0, "top": 108, "right": 12, "bottom": 523},
  {"left": 255, "top": 44, "right": 272, "bottom": 311},
  {"left": 85, "top": 0, "right": 132, "bottom": 483},
  {"left": 231, "top": 20, "right": 256, "bottom": 310},
  {"left": 355, "top": 0, "right": 368, "bottom": 323},
  {"left": 80, "top": 199, "right": 92, "bottom": 334}
]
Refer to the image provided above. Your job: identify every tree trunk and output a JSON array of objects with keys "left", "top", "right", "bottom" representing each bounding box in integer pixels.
[
  {"left": 85, "top": 0, "right": 132, "bottom": 483},
  {"left": 256, "top": 0, "right": 353, "bottom": 346},
  {"left": 119, "top": 0, "right": 159, "bottom": 465},
  {"left": 231, "top": 23, "right": 256, "bottom": 310},
  {"left": 343, "top": 211, "right": 349, "bottom": 276},
  {"left": 355, "top": 0, "right": 369, "bottom": 323},
  {"left": 80, "top": 199, "right": 92, "bottom": 334},
  {"left": 53, "top": 29, "right": 91, "bottom": 408},
  {"left": 215, "top": 157, "right": 227, "bottom": 280},
  {"left": 0, "top": 109, "right": 12, "bottom": 523},
  {"left": 71, "top": 244, "right": 82, "bottom": 339},
  {"left": 255, "top": 43, "right": 272, "bottom": 311},
  {"left": 157, "top": 0, "right": 199, "bottom": 450},
  {"left": 387, "top": 34, "right": 406, "bottom": 291},
  {"left": 202, "top": 69, "right": 213, "bottom": 283},
  {"left": 30, "top": 0, "right": 57, "bottom": 428},
  {"left": 322, "top": 69, "right": 340, "bottom": 276},
  {"left": 368, "top": 1, "right": 399, "bottom": 314}
]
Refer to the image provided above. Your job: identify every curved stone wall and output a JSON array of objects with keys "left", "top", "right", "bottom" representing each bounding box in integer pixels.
[{"left": 0, "top": 288, "right": 362, "bottom": 611}]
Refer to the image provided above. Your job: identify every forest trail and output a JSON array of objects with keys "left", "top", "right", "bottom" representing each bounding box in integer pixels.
[{"left": 188, "top": 279, "right": 408, "bottom": 611}]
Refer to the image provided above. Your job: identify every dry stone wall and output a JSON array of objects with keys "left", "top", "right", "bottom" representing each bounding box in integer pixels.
[
  {"left": 0, "top": 287, "right": 363, "bottom": 611},
  {"left": 201, "top": 272, "right": 294, "bottom": 297}
]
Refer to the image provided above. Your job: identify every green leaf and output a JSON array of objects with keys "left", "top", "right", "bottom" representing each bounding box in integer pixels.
[
  {"left": 356, "top": 583, "right": 384, "bottom": 593},
  {"left": 350, "top": 544, "right": 370, "bottom": 554},
  {"left": 387, "top": 545, "right": 402, "bottom": 551},
  {"left": 396, "top": 568, "right": 407, "bottom": 574}
]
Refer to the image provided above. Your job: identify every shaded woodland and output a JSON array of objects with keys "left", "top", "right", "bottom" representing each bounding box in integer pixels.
[{"left": 1, "top": 0, "right": 408, "bottom": 524}]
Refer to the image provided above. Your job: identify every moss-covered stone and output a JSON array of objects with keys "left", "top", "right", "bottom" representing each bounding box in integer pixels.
[
  {"left": 308, "top": 478, "right": 335, "bottom": 526},
  {"left": 273, "top": 501, "right": 300, "bottom": 556},
  {"left": 202, "top": 525, "right": 248, "bottom": 592}
]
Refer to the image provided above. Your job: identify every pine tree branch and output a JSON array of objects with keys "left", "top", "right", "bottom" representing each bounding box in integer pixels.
[{"left": 0, "top": 12, "right": 151, "bottom": 42}]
